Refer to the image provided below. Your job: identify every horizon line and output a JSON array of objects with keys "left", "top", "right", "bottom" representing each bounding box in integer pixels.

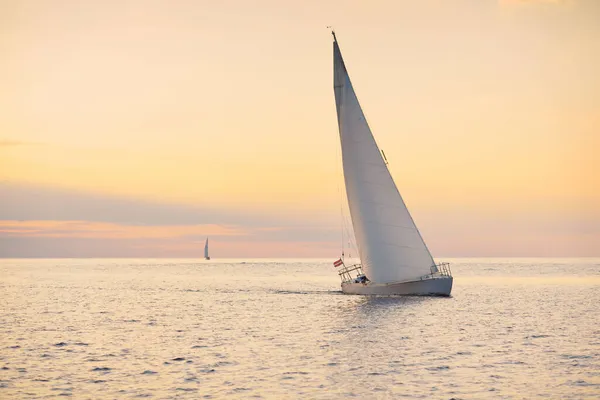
[{"left": 1, "top": 256, "right": 598, "bottom": 260}]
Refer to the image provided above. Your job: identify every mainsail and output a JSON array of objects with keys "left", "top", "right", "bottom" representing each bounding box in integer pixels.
[
  {"left": 204, "top": 238, "right": 210, "bottom": 260},
  {"left": 333, "top": 33, "right": 435, "bottom": 284}
]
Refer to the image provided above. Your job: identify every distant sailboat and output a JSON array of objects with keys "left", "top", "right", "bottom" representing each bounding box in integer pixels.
[
  {"left": 204, "top": 238, "right": 210, "bottom": 260},
  {"left": 331, "top": 32, "right": 453, "bottom": 296}
]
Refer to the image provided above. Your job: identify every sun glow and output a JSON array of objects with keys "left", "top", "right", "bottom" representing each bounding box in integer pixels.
[{"left": 1, "top": 0, "right": 598, "bottom": 257}]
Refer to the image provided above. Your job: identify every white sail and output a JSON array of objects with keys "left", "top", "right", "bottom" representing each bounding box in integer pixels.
[
  {"left": 333, "top": 34, "right": 435, "bottom": 284},
  {"left": 204, "top": 238, "right": 209, "bottom": 260}
]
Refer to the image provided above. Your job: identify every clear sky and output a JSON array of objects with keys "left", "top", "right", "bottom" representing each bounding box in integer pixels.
[{"left": 1, "top": 0, "right": 598, "bottom": 257}]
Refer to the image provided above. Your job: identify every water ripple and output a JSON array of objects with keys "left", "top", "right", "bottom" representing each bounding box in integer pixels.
[{"left": 0, "top": 258, "right": 599, "bottom": 399}]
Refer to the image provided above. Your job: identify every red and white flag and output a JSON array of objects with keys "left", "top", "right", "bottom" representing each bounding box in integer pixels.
[{"left": 333, "top": 258, "right": 343, "bottom": 267}]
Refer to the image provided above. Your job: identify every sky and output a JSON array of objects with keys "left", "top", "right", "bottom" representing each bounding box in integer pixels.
[{"left": 1, "top": 0, "right": 598, "bottom": 258}]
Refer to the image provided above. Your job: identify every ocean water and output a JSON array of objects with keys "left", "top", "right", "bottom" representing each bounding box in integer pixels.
[{"left": 1, "top": 258, "right": 599, "bottom": 399}]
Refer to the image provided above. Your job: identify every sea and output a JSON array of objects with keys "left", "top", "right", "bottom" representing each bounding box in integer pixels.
[{"left": 1, "top": 258, "right": 599, "bottom": 399}]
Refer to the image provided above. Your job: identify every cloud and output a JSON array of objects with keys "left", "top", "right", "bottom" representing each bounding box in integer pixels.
[
  {"left": 0, "top": 182, "right": 334, "bottom": 227},
  {"left": 0, "top": 182, "right": 341, "bottom": 257},
  {"left": 0, "top": 139, "right": 45, "bottom": 147},
  {"left": 1, "top": 182, "right": 597, "bottom": 257},
  {"left": 0, "top": 220, "right": 244, "bottom": 239},
  {"left": 0, "top": 236, "right": 340, "bottom": 258},
  {"left": 498, "top": 0, "right": 570, "bottom": 5},
  {"left": 0, "top": 218, "right": 341, "bottom": 258},
  {"left": 0, "top": 140, "right": 30, "bottom": 147}
]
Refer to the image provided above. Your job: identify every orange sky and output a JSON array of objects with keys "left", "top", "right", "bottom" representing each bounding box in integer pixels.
[{"left": 1, "top": 0, "right": 598, "bottom": 257}]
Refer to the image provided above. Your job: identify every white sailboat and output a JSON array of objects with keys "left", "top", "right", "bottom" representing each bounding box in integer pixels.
[
  {"left": 331, "top": 32, "right": 453, "bottom": 296},
  {"left": 204, "top": 237, "right": 210, "bottom": 260}
]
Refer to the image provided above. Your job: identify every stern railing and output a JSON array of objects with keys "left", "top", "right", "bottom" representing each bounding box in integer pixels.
[
  {"left": 430, "top": 262, "right": 452, "bottom": 278},
  {"left": 337, "top": 261, "right": 452, "bottom": 283},
  {"left": 338, "top": 262, "right": 364, "bottom": 283}
]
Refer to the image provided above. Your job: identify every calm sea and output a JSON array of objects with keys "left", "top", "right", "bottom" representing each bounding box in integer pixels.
[{"left": 1, "top": 258, "right": 599, "bottom": 399}]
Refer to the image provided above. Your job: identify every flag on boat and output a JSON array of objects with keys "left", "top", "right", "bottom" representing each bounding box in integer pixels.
[{"left": 333, "top": 258, "right": 343, "bottom": 267}]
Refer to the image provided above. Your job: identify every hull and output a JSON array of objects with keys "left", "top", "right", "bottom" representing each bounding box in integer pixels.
[{"left": 341, "top": 276, "right": 452, "bottom": 296}]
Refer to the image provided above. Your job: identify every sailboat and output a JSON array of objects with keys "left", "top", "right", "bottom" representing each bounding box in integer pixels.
[
  {"left": 331, "top": 32, "right": 453, "bottom": 296},
  {"left": 204, "top": 237, "right": 210, "bottom": 260}
]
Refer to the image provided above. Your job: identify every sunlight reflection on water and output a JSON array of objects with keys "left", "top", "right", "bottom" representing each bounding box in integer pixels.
[{"left": 1, "top": 258, "right": 599, "bottom": 398}]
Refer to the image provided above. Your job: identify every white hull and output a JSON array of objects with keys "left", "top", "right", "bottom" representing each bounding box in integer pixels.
[{"left": 341, "top": 276, "right": 452, "bottom": 296}]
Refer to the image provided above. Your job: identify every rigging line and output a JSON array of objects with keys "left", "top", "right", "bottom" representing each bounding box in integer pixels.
[
  {"left": 342, "top": 213, "right": 358, "bottom": 259},
  {"left": 340, "top": 191, "right": 345, "bottom": 259},
  {"left": 335, "top": 122, "right": 344, "bottom": 259},
  {"left": 343, "top": 213, "right": 358, "bottom": 260}
]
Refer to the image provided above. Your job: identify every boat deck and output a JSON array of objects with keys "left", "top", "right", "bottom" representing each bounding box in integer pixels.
[{"left": 338, "top": 261, "right": 452, "bottom": 284}]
